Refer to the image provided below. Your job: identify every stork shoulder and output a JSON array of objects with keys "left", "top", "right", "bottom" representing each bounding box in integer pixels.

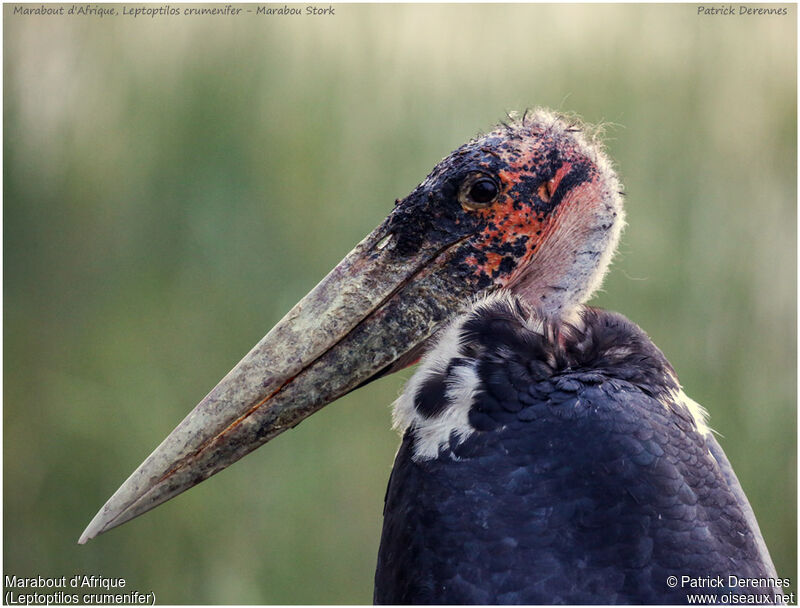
[{"left": 393, "top": 292, "right": 710, "bottom": 461}]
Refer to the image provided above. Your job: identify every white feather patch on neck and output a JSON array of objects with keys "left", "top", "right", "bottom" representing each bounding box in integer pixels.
[
  {"left": 391, "top": 309, "right": 475, "bottom": 461},
  {"left": 392, "top": 292, "right": 543, "bottom": 461}
]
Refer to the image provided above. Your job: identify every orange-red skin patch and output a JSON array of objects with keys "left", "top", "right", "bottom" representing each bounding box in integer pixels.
[{"left": 464, "top": 141, "right": 578, "bottom": 285}]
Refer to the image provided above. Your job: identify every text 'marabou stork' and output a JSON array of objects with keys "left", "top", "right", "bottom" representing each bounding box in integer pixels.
[{"left": 80, "top": 110, "right": 781, "bottom": 604}]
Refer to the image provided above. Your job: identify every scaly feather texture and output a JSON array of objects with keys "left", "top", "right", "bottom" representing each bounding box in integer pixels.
[{"left": 379, "top": 295, "right": 779, "bottom": 604}]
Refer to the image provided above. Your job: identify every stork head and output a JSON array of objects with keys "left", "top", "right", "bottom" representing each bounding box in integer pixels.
[
  {"left": 387, "top": 109, "right": 623, "bottom": 317},
  {"left": 79, "top": 109, "right": 624, "bottom": 543}
]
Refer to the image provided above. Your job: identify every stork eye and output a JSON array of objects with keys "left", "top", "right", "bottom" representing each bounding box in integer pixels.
[
  {"left": 458, "top": 173, "right": 500, "bottom": 210},
  {"left": 470, "top": 179, "right": 498, "bottom": 203}
]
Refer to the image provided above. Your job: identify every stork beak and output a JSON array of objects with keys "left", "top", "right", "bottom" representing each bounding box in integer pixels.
[{"left": 79, "top": 214, "right": 476, "bottom": 543}]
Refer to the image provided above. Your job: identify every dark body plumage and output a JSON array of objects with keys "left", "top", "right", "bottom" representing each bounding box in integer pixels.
[{"left": 375, "top": 296, "right": 779, "bottom": 604}]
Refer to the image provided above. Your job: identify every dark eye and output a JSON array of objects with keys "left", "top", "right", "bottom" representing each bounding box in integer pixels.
[
  {"left": 458, "top": 173, "right": 500, "bottom": 210},
  {"left": 469, "top": 179, "right": 498, "bottom": 203}
]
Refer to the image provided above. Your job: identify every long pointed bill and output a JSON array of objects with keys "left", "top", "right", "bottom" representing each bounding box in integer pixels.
[{"left": 79, "top": 217, "right": 479, "bottom": 543}]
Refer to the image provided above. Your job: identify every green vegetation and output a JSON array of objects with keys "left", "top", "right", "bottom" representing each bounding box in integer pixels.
[{"left": 4, "top": 4, "right": 796, "bottom": 603}]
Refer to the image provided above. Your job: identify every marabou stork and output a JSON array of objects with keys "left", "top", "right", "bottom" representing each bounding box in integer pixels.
[{"left": 80, "top": 110, "right": 781, "bottom": 604}]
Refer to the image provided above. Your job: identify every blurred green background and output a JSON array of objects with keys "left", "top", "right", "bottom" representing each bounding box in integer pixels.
[{"left": 4, "top": 3, "right": 796, "bottom": 604}]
